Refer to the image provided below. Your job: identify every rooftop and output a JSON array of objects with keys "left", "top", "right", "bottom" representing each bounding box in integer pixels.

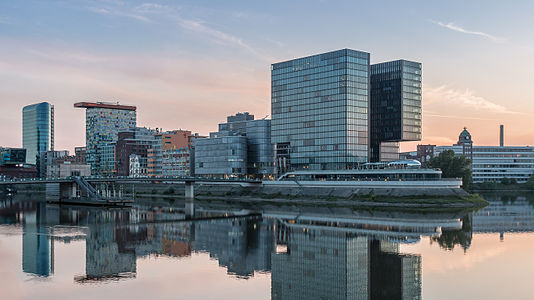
[{"left": 74, "top": 102, "right": 136, "bottom": 111}]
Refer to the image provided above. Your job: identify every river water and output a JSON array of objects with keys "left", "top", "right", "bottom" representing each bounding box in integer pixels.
[{"left": 0, "top": 192, "right": 533, "bottom": 300}]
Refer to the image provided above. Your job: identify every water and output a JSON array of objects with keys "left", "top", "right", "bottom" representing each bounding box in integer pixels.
[{"left": 1, "top": 192, "right": 534, "bottom": 300}]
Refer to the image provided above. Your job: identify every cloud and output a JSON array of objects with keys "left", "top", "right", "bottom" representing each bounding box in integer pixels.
[
  {"left": 425, "top": 85, "right": 518, "bottom": 114},
  {"left": 85, "top": 2, "right": 271, "bottom": 61},
  {"left": 88, "top": 5, "right": 151, "bottom": 22},
  {"left": 431, "top": 20, "right": 505, "bottom": 42}
]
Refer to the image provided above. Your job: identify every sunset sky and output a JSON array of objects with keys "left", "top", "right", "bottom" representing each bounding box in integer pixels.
[{"left": 1, "top": 0, "right": 533, "bottom": 152}]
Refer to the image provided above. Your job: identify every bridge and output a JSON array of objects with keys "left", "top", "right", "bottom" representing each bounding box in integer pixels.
[{"left": 0, "top": 176, "right": 262, "bottom": 205}]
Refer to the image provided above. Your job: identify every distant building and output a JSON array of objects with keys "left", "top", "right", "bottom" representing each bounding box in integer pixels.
[
  {"left": 429, "top": 127, "right": 534, "bottom": 183},
  {"left": 57, "top": 161, "right": 91, "bottom": 177},
  {"left": 129, "top": 154, "right": 144, "bottom": 177},
  {"left": 194, "top": 112, "right": 273, "bottom": 179},
  {"left": 370, "top": 60, "right": 422, "bottom": 162},
  {"left": 38, "top": 150, "right": 91, "bottom": 178},
  {"left": 147, "top": 130, "right": 198, "bottom": 177},
  {"left": 38, "top": 150, "right": 69, "bottom": 178},
  {"left": 218, "top": 112, "right": 254, "bottom": 136},
  {"left": 0, "top": 164, "right": 36, "bottom": 179},
  {"left": 115, "top": 127, "right": 157, "bottom": 177},
  {"left": 416, "top": 144, "right": 435, "bottom": 164},
  {"left": 194, "top": 136, "right": 248, "bottom": 178},
  {"left": 23, "top": 102, "right": 54, "bottom": 164},
  {"left": 74, "top": 146, "right": 87, "bottom": 164},
  {"left": 245, "top": 120, "right": 274, "bottom": 179},
  {"left": 0, "top": 147, "right": 26, "bottom": 166},
  {"left": 74, "top": 102, "right": 136, "bottom": 175}
]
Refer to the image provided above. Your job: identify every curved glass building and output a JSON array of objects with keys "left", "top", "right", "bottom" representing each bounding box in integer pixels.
[{"left": 22, "top": 102, "right": 54, "bottom": 165}]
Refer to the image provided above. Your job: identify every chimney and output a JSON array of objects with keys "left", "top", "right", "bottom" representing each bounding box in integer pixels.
[{"left": 500, "top": 125, "right": 504, "bottom": 147}]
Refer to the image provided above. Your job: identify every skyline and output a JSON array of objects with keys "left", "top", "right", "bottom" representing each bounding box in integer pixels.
[{"left": 2, "top": 1, "right": 534, "bottom": 152}]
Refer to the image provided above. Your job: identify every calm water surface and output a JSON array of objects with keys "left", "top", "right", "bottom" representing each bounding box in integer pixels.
[{"left": 1, "top": 192, "right": 534, "bottom": 300}]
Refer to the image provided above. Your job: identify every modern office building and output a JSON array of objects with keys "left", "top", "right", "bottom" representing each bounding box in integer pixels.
[
  {"left": 369, "top": 60, "right": 422, "bottom": 162},
  {"left": 194, "top": 136, "right": 248, "bottom": 178},
  {"left": 74, "top": 102, "right": 136, "bottom": 175},
  {"left": 115, "top": 127, "right": 157, "bottom": 177},
  {"left": 271, "top": 49, "right": 371, "bottom": 173},
  {"left": 194, "top": 112, "right": 273, "bottom": 178},
  {"left": 246, "top": 120, "right": 274, "bottom": 179},
  {"left": 22, "top": 102, "right": 54, "bottom": 165},
  {"left": 431, "top": 127, "right": 534, "bottom": 183},
  {"left": 218, "top": 112, "right": 254, "bottom": 136}
]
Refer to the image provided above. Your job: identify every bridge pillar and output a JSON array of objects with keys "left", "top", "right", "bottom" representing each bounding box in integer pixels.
[
  {"left": 185, "top": 181, "right": 194, "bottom": 201},
  {"left": 185, "top": 181, "right": 195, "bottom": 219}
]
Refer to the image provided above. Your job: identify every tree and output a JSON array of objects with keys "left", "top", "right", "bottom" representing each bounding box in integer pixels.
[
  {"left": 427, "top": 150, "right": 472, "bottom": 189},
  {"left": 526, "top": 174, "right": 534, "bottom": 190}
]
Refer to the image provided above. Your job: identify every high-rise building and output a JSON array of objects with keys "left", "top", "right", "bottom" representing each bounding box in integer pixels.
[
  {"left": 271, "top": 49, "right": 371, "bottom": 172},
  {"left": 22, "top": 102, "right": 54, "bottom": 165},
  {"left": 370, "top": 60, "right": 422, "bottom": 162},
  {"left": 74, "top": 102, "right": 136, "bottom": 175}
]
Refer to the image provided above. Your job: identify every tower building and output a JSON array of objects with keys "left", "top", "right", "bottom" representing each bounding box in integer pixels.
[
  {"left": 271, "top": 49, "right": 371, "bottom": 173},
  {"left": 74, "top": 102, "right": 136, "bottom": 175},
  {"left": 369, "top": 60, "right": 422, "bottom": 162},
  {"left": 22, "top": 102, "right": 54, "bottom": 164}
]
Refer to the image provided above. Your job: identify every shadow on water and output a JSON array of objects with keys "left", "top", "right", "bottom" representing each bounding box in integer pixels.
[{"left": 1, "top": 191, "right": 534, "bottom": 299}]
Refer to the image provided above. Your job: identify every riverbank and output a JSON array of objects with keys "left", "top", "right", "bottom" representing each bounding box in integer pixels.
[{"left": 4, "top": 182, "right": 488, "bottom": 211}]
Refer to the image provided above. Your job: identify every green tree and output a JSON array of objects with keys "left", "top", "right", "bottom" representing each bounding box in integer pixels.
[{"left": 427, "top": 150, "right": 472, "bottom": 189}]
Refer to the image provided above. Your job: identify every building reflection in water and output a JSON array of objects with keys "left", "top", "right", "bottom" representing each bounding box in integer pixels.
[
  {"left": 22, "top": 202, "right": 55, "bottom": 277},
  {"left": 271, "top": 222, "right": 422, "bottom": 300},
  {"left": 4, "top": 194, "right": 534, "bottom": 298}
]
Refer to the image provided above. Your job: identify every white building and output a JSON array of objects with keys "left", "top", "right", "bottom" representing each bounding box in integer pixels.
[{"left": 434, "top": 128, "right": 534, "bottom": 183}]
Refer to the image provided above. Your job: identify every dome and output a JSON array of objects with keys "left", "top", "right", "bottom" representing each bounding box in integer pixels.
[{"left": 459, "top": 127, "right": 471, "bottom": 140}]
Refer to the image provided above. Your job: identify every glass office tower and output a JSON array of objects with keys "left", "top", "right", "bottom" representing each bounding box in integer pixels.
[
  {"left": 22, "top": 102, "right": 54, "bottom": 165},
  {"left": 74, "top": 102, "right": 136, "bottom": 175},
  {"left": 370, "top": 60, "right": 422, "bottom": 162},
  {"left": 271, "top": 49, "right": 370, "bottom": 172}
]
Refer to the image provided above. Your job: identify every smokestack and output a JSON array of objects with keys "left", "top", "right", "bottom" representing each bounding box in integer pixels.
[{"left": 500, "top": 125, "right": 504, "bottom": 147}]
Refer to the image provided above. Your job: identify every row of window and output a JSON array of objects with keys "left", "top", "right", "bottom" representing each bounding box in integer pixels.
[{"left": 272, "top": 65, "right": 369, "bottom": 81}]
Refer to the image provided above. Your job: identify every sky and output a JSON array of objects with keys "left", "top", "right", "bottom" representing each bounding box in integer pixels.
[{"left": 1, "top": 0, "right": 534, "bottom": 152}]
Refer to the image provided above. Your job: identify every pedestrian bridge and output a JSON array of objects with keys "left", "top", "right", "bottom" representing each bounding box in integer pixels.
[{"left": 0, "top": 176, "right": 262, "bottom": 205}]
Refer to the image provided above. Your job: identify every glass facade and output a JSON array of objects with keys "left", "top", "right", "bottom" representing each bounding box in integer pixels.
[
  {"left": 83, "top": 106, "right": 136, "bottom": 175},
  {"left": 22, "top": 102, "right": 54, "bottom": 165},
  {"left": 271, "top": 49, "right": 370, "bottom": 172},
  {"left": 370, "top": 60, "right": 422, "bottom": 162},
  {"left": 194, "top": 136, "right": 247, "bottom": 178},
  {"left": 246, "top": 120, "right": 274, "bottom": 178}
]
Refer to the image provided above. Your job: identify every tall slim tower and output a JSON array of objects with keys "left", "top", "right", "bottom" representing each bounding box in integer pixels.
[
  {"left": 74, "top": 102, "right": 136, "bottom": 175},
  {"left": 22, "top": 102, "right": 54, "bottom": 165}
]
